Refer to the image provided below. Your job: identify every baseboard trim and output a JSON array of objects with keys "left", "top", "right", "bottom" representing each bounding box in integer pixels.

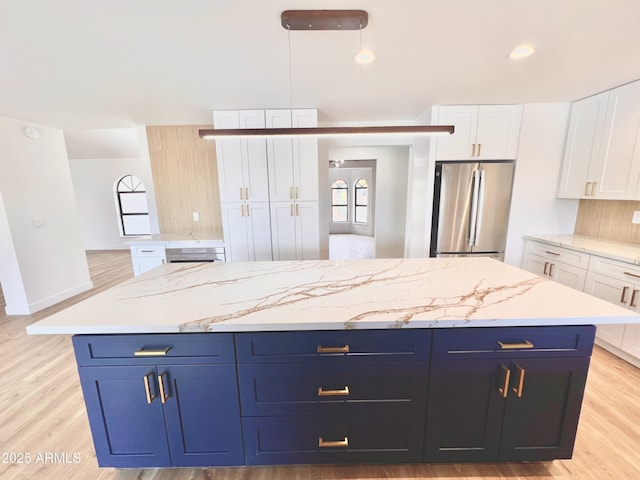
[
  {"left": 4, "top": 281, "right": 94, "bottom": 316},
  {"left": 595, "top": 338, "right": 640, "bottom": 369}
]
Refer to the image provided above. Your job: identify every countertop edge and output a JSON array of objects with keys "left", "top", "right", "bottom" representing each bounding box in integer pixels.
[{"left": 523, "top": 234, "right": 640, "bottom": 266}]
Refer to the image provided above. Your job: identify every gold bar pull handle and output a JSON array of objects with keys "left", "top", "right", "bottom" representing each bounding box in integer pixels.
[
  {"left": 295, "top": 186, "right": 299, "bottom": 199},
  {"left": 317, "top": 345, "right": 350, "bottom": 354},
  {"left": 240, "top": 187, "right": 244, "bottom": 200},
  {"left": 477, "top": 143, "right": 481, "bottom": 157},
  {"left": 158, "top": 372, "right": 169, "bottom": 404},
  {"left": 471, "top": 143, "right": 476, "bottom": 157},
  {"left": 290, "top": 186, "right": 293, "bottom": 199},
  {"left": 591, "top": 182, "right": 597, "bottom": 196},
  {"left": 498, "top": 365, "right": 511, "bottom": 398},
  {"left": 290, "top": 203, "right": 294, "bottom": 216},
  {"left": 318, "top": 386, "right": 350, "bottom": 397},
  {"left": 296, "top": 204, "right": 300, "bottom": 216},
  {"left": 143, "top": 372, "right": 157, "bottom": 404},
  {"left": 497, "top": 340, "right": 534, "bottom": 350},
  {"left": 319, "top": 437, "right": 349, "bottom": 448},
  {"left": 585, "top": 182, "right": 592, "bottom": 196},
  {"left": 246, "top": 205, "right": 250, "bottom": 217},
  {"left": 623, "top": 271, "right": 640, "bottom": 279},
  {"left": 543, "top": 261, "right": 549, "bottom": 275},
  {"left": 631, "top": 289, "right": 639, "bottom": 308},
  {"left": 621, "top": 286, "right": 630, "bottom": 304},
  {"left": 548, "top": 263, "right": 555, "bottom": 277},
  {"left": 134, "top": 346, "right": 172, "bottom": 357},
  {"left": 545, "top": 250, "right": 561, "bottom": 256},
  {"left": 241, "top": 205, "right": 245, "bottom": 217},
  {"left": 245, "top": 187, "right": 249, "bottom": 199},
  {"left": 512, "top": 364, "right": 525, "bottom": 398}
]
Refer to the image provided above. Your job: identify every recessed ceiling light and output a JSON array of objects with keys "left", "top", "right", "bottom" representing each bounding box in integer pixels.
[
  {"left": 354, "top": 49, "right": 376, "bottom": 64},
  {"left": 509, "top": 44, "right": 535, "bottom": 60}
]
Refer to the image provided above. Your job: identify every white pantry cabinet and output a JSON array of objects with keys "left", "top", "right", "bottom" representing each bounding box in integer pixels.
[
  {"left": 558, "top": 80, "right": 640, "bottom": 200},
  {"left": 435, "top": 105, "right": 523, "bottom": 161}
]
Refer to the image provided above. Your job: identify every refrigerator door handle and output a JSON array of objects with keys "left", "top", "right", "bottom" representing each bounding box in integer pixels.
[
  {"left": 474, "top": 169, "right": 486, "bottom": 246},
  {"left": 467, "top": 170, "right": 481, "bottom": 246}
]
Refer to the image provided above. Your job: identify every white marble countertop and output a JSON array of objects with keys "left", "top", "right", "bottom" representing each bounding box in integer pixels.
[
  {"left": 523, "top": 234, "right": 640, "bottom": 266},
  {"left": 126, "top": 234, "right": 225, "bottom": 248},
  {"left": 26, "top": 257, "right": 640, "bottom": 335}
]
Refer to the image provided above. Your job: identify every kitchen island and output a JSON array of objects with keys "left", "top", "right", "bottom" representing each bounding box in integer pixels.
[{"left": 26, "top": 257, "right": 640, "bottom": 468}]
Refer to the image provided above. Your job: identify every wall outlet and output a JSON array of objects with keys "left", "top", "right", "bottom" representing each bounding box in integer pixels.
[
  {"left": 633, "top": 211, "right": 640, "bottom": 224},
  {"left": 192, "top": 212, "right": 200, "bottom": 222},
  {"left": 32, "top": 217, "right": 47, "bottom": 229}
]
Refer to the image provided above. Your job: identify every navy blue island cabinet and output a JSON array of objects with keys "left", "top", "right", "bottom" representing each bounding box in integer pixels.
[
  {"left": 424, "top": 326, "right": 596, "bottom": 462},
  {"left": 72, "top": 334, "right": 244, "bottom": 468},
  {"left": 71, "top": 326, "right": 596, "bottom": 468}
]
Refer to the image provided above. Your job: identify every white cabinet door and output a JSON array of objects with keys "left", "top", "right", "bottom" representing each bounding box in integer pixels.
[
  {"left": 292, "top": 109, "right": 319, "bottom": 202},
  {"left": 214, "top": 111, "right": 245, "bottom": 203},
  {"left": 521, "top": 253, "right": 549, "bottom": 278},
  {"left": 435, "top": 105, "right": 522, "bottom": 161},
  {"left": 269, "top": 202, "right": 297, "bottom": 261},
  {"left": 551, "top": 262, "right": 587, "bottom": 291},
  {"left": 584, "top": 271, "right": 628, "bottom": 348},
  {"left": 557, "top": 92, "right": 609, "bottom": 199},
  {"left": 265, "top": 110, "right": 295, "bottom": 203},
  {"left": 240, "top": 111, "right": 270, "bottom": 203},
  {"left": 221, "top": 203, "right": 251, "bottom": 262},
  {"left": 475, "top": 105, "right": 522, "bottom": 160},
  {"left": 435, "top": 106, "right": 478, "bottom": 160},
  {"left": 245, "top": 203, "right": 273, "bottom": 261},
  {"left": 597, "top": 81, "right": 640, "bottom": 200},
  {"left": 620, "top": 324, "right": 640, "bottom": 358},
  {"left": 295, "top": 202, "right": 320, "bottom": 260}
]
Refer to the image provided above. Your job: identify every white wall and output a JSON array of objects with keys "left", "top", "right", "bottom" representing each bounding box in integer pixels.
[
  {"left": 503, "top": 103, "right": 579, "bottom": 266},
  {"left": 0, "top": 116, "right": 92, "bottom": 314},
  {"left": 329, "top": 146, "right": 409, "bottom": 258},
  {"left": 67, "top": 127, "right": 160, "bottom": 250}
]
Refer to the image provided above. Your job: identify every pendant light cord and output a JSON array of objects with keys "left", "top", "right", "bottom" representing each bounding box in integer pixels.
[{"left": 287, "top": 23, "right": 294, "bottom": 123}]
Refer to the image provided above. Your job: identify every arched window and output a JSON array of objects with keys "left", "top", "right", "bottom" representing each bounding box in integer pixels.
[
  {"left": 354, "top": 178, "right": 368, "bottom": 224},
  {"left": 115, "top": 175, "right": 151, "bottom": 236},
  {"left": 331, "top": 179, "right": 348, "bottom": 222}
]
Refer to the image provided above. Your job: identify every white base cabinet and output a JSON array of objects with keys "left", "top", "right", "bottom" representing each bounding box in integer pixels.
[
  {"left": 221, "top": 203, "right": 272, "bottom": 262},
  {"left": 270, "top": 201, "right": 320, "bottom": 261},
  {"left": 522, "top": 238, "right": 640, "bottom": 367},
  {"left": 130, "top": 245, "right": 166, "bottom": 276}
]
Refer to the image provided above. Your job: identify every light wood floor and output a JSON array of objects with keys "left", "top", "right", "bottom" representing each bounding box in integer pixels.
[{"left": 1, "top": 251, "right": 640, "bottom": 479}]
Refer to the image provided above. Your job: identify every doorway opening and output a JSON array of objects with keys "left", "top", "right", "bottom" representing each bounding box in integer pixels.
[{"left": 328, "top": 160, "right": 376, "bottom": 260}]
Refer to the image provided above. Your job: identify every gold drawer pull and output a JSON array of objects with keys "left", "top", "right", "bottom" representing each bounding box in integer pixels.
[
  {"left": 621, "top": 286, "right": 630, "bottom": 304},
  {"left": 318, "top": 386, "right": 350, "bottom": 397},
  {"left": 624, "top": 271, "right": 640, "bottom": 279},
  {"left": 497, "top": 340, "right": 534, "bottom": 350},
  {"left": 632, "top": 289, "right": 639, "bottom": 308},
  {"left": 134, "top": 346, "right": 172, "bottom": 357},
  {"left": 498, "top": 365, "right": 511, "bottom": 398},
  {"left": 319, "top": 437, "right": 349, "bottom": 448},
  {"left": 544, "top": 250, "right": 560, "bottom": 256},
  {"left": 143, "top": 372, "right": 156, "bottom": 404},
  {"left": 317, "top": 345, "right": 350, "bottom": 354},
  {"left": 585, "top": 182, "right": 592, "bottom": 196}
]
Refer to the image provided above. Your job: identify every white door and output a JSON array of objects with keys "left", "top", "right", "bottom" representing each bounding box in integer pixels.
[
  {"left": 221, "top": 203, "right": 250, "bottom": 262},
  {"left": 550, "top": 262, "right": 587, "bottom": 291},
  {"left": 292, "top": 109, "right": 319, "bottom": 202},
  {"left": 435, "top": 106, "right": 478, "bottom": 160},
  {"left": 269, "top": 202, "right": 297, "bottom": 261},
  {"left": 246, "top": 202, "right": 273, "bottom": 261},
  {"left": 296, "top": 202, "right": 320, "bottom": 260}
]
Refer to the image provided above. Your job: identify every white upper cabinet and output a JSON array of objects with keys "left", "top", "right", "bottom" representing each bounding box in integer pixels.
[
  {"left": 558, "top": 80, "right": 640, "bottom": 200},
  {"left": 213, "top": 110, "right": 270, "bottom": 203},
  {"left": 435, "top": 105, "right": 523, "bottom": 161},
  {"left": 557, "top": 92, "right": 609, "bottom": 198}
]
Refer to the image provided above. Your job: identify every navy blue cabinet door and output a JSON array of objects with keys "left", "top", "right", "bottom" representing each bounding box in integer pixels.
[
  {"left": 162, "top": 364, "right": 244, "bottom": 466},
  {"left": 77, "top": 366, "right": 171, "bottom": 468},
  {"left": 424, "top": 359, "right": 507, "bottom": 462},
  {"left": 499, "top": 357, "right": 590, "bottom": 461}
]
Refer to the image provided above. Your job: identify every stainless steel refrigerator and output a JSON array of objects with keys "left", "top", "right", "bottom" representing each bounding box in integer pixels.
[{"left": 429, "top": 160, "right": 515, "bottom": 260}]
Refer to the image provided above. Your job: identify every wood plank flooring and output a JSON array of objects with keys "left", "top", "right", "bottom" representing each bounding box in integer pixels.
[{"left": 1, "top": 251, "right": 640, "bottom": 479}]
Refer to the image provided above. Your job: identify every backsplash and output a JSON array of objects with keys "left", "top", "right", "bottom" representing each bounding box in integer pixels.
[{"left": 574, "top": 200, "right": 640, "bottom": 244}]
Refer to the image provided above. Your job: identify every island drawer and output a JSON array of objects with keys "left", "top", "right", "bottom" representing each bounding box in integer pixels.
[
  {"left": 73, "top": 333, "right": 236, "bottom": 366},
  {"left": 235, "top": 330, "right": 431, "bottom": 363},
  {"left": 242, "top": 413, "right": 425, "bottom": 465},
  {"left": 237, "top": 362, "right": 428, "bottom": 416},
  {"left": 431, "top": 326, "right": 596, "bottom": 361}
]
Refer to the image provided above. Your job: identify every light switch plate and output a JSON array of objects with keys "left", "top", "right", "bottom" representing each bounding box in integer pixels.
[
  {"left": 192, "top": 212, "right": 200, "bottom": 222},
  {"left": 632, "top": 211, "right": 640, "bottom": 224}
]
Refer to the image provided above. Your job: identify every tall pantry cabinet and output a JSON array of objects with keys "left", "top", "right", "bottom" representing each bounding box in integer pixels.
[{"left": 213, "top": 109, "right": 320, "bottom": 262}]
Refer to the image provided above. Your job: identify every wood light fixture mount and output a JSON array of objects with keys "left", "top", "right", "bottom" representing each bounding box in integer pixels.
[
  {"left": 280, "top": 9, "right": 368, "bottom": 30},
  {"left": 199, "top": 10, "right": 455, "bottom": 140}
]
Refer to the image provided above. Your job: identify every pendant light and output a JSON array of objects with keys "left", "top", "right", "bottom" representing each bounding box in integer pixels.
[{"left": 199, "top": 10, "right": 454, "bottom": 140}]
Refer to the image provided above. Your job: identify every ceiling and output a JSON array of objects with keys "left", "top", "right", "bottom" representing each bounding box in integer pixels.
[{"left": 2, "top": 0, "right": 640, "bottom": 130}]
